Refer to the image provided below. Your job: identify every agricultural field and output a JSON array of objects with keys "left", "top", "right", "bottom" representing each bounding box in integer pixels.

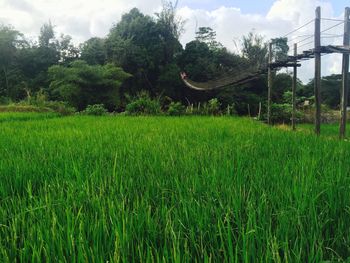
[{"left": 1, "top": 113, "right": 350, "bottom": 262}]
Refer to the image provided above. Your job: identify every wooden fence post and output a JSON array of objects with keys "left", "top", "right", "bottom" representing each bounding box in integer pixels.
[
  {"left": 314, "top": 6, "right": 322, "bottom": 135},
  {"left": 340, "top": 7, "right": 350, "bottom": 139},
  {"left": 292, "top": 43, "right": 298, "bottom": 131},
  {"left": 268, "top": 42, "right": 273, "bottom": 124}
]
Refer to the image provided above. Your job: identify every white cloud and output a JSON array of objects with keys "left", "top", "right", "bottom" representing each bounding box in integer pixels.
[
  {"left": 0, "top": 0, "right": 346, "bottom": 82},
  {"left": 177, "top": 0, "right": 346, "bottom": 82},
  {"left": 0, "top": 0, "right": 162, "bottom": 43}
]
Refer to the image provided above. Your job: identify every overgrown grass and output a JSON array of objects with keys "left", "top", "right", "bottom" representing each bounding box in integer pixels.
[
  {"left": 1, "top": 113, "right": 350, "bottom": 262},
  {"left": 0, "top": 112, "right": 60, "bottom": 123},
  {"left": 298, "top": 123, "right": 350, "bottom": 139}
]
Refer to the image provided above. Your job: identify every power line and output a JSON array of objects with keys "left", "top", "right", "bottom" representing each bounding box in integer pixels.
[
  {"left": 282, "top": 19, "right": 315, "bottom": 37},
  {"left": 298, "top": 40, "right": 314, "bottom": 49},
  {"left": 321, "top": 21, "right": 345, "bottom": 34},
  {"left": 293, "top": 35, "right": 314, "bottom": 45},
  {"left": 321, "top": 18, "right": 344, "bottom": 22},
  {"left": 321, "top": 35, "right": 343, "bottom": 38},
  {"left": 287, "top": 35, "right": 313, "bottom": 44},
  {"left": 322, "top": 33, "right": 344, "bottom": 36}
]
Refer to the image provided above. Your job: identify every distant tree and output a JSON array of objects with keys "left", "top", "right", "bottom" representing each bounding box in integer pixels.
[
  {"left": 302, "top": 74, "right": 350, "bottom": 109},
  {"left": 80, "top": 37, "right": 106, "bottom": 65},
  {"left": 271, "top": 37, "right": 289, "bottom": 63},
  {"left": 156, "top": 0, "right": 185, "bottom": 40},
  {"left": 38, "top": 21, "right": 55, "bottom": 48},
  {"left": 157, "top": 63, "right": 184, "bottom": 100},
  {"left": 0, "top": 25, "right": 27, "bottom": 98},
  {"left": 156, "top": 0, "right": 184, "bottom": 64},
  {"left": 242, "top": 32, "right": 268, "bottom": 69},
  {"left": 106, "top": 7, "right": 183, "bottom": 97},
  {"left": 196, "top": 27, "right": 223, "bottom": 51},
  {"left": 48, "top": 60, "right": 131, "bottom": 110},
  {"left": 272, "top": 73, "right": 292, "bottom": 103},
  {"left": 106, "top": 8, "right": 161, "bottom": 94},
  {"left": 178, "top": 40, "right": 215, "bottom": 82},
  {"left": 58, "top": 34, "right": 80, "bottom": 65}
]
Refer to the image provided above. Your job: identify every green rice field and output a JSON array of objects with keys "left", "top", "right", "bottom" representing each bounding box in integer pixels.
[{"left": 1, "top": 113, "right": 350, "bottom": 262}]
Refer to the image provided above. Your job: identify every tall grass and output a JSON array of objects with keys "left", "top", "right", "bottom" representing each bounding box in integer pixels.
[{"left": 0, "top": 113, "right": 350, "bottom": 262}]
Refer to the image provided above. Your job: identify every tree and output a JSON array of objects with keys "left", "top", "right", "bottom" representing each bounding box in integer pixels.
[
  {"left": 178, "top": 40, "right": 215, "bottom": 82},
  {"left": 242, "top": 32, "right": 268, "bottom": 69},
  {"left": 156, "top": 0, "right": 184, "bottom": 40},
  {"left": 48, "top": 60, "right": 131, "bottom": 110},
  {"left": 106, "top": 7, "right": 183, "bottom": 98},
  {"left": 271, "top": 37, "right": 289, "bottom": 63},
  {"left": 58, "top": 34, "right": 79, "bottom": 65},
  {"left": 272, "top": 73, "right": 292, "bottom": 103},
  {"left": 196, "top": 27, "right": 223, "bottom": 51},
  {"left": 106, "top": 8, "right": 161, "bottom": 94},
  {"left": 0, "top": 25, "right": 27, "bottom": 98},
  {"left": 39, "top": 21, "right": 55, "bottom": 48},
  {"left": 157, "top": 63, "right": 184, "bottom": 100},
  {"left": 80, "top": 37, "right": 106, "bottom": 65}
]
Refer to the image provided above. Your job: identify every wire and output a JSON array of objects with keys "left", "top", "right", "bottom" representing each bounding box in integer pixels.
[
  {"left": 321, "top": 35, "right": 343, "bottom": 38},
  {"left": 287, "top": 35, "right": 313, "bottom": 44},
  {"left": 298, "top": 40, "right": 314, "bottom": 49},
  {"left": 294, "top": 35, "right": 314, "bottom": 45},
  {"left": 321, "top": 18, "right": 344, "bottom": 22},
  {"left": 321, "top": 21, "right": 344, "bottom": 34},
  {"left": 322, "top": 33, "right": 344, "bottom": 36},
  {"left": 282, "top": 19, "right": 315, "bottom": 37}
]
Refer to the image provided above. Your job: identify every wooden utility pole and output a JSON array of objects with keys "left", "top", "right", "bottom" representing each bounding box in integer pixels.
[
  {"left": 292, "top": 43, "right": 298, "bottom": 131},
  {"left": 314, "top": 6, "right": 322, "bottom": 135},
  {"left": 268, "top": 42, "right": 273, "bottom": 124},
  {"left": 340, "top": 7, "right": 350, "bottom": 139}
]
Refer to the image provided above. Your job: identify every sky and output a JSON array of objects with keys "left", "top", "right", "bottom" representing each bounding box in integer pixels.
[{"left": 0, "top": 0, "right": 349, "bottom": 82}]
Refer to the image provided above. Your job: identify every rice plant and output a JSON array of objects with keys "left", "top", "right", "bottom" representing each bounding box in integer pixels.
[{"left": 0, "top": 113, "right": 349, "bottom": 262}]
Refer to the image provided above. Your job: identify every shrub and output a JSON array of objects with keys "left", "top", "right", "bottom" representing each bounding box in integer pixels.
[
  {"left": 225, "top": 104, "right": 237, "bottom": 116},
  {"left": 125, "top": 91, "right": 161, "bottom": 115},
  {"left": 167, "top": 102, "right": 185, "bottom": 116},
  {"left": 0, "top": 97, "right": 12, "bottom": 105},
  {"left": 83, "top": 104, "right": 108, "bottom": 116},
  {"left": 270, "top": 103, "right": 303, "bottom": 124},
  {"left": 202, "top": 98, "right": 222, "bottom": 116},
  {"left": 0, "top": 105, "right": 52, "bottom": 113},
  {"left": 44, "top": 101, "right": 76, "bottom": 116}
]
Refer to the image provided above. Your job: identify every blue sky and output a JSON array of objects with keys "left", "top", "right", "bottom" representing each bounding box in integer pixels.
[
  {"left": 180, "top": 0, "right": 348, "bottom": 15},
  {"left": 180, "top": 0, "right": 276, "bottom": 14}
]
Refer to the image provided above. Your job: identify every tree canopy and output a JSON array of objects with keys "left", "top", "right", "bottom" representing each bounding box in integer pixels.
[{"left": 0, "top": 2, "right": 344, "bottom": 114}]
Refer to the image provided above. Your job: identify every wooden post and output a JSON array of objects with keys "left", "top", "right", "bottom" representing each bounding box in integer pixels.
[
  {"left": 247, "top": 104, "right": 251, "bottom": 117},
  {"left": 258, "top": 102, "right": 262, "bottom": 120},
  {"left": 292, "top": 43, "right": 298, "bottom": 131},
  {"left": 340, "top": 7, "right": 350, "bottom": 139},
  {"left": 268, "top": 42, "right": 273, "bottom": 124},
  {"left": 314, "top": 6, "right": 322, "bottom": 135}
]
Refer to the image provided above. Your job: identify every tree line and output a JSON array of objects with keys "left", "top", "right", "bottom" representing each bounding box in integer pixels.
[{"left": 0, "top": 1, "right": 345, "bottom": 116}]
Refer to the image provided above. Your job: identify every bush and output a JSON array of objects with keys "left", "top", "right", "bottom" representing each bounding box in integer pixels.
[
  {"left": 207, "top": 98, "right": 222, "bottom": 115},
  {"left": 82, "top": 104, "right": 108, "bottom": 116},
  {"left": 185, "top": 99, "right": 223, "bottom": 116},
  {"left": 270, "top": 103, "right": 303, "bottom": 124},
  {"left": 167, "top": 102, "right": 185, "bottom": 116},
  {"left": 0, "top": 97, "right": 12, "bottom": 105},
  {"left": 191, "top": 99, "right": 222, "bottom": 116},
  {"left": 44, "top": 101, "right": 76, "bottom": 116},
  {"left": 225, "top": 104, "right": 237, "bottom": 116},
  {"left": 0, "top": 105, "right": 52, "bottom": 113},
  {"left": 125, "top": 92, "right": 161, "bottom": 115}
]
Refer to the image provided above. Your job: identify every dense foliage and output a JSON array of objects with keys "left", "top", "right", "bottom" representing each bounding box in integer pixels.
[
  {"left": 48, "top": 60, "right": 130, "bottom": 111},
  {"left": 0, "top": 1, "right": 348, "bottom": 118}
]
